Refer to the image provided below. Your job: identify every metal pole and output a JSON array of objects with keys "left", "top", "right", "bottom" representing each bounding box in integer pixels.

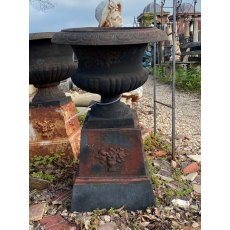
[
  {"left": 172, "top": 0, "right": 177, "bottom": 160},
  {"left": 193, "top": 0, "right": 197, "bottom": 42},
  {"left": 153, "top": 0, "right": 157, "bottom": 135}
]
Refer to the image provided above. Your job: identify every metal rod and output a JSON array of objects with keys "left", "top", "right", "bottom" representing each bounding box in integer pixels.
[
  {"left": 153, "top": 0, "right": 157, "bottom": 135},
  {"left": 193, "top": 0, "right": 197, "bottom": 42},
  {"left": 155, "top": 100, "right": 173, "bottom": 109},
  {"left": 172, "top": 0, "right": 177, "bottom": 160}
]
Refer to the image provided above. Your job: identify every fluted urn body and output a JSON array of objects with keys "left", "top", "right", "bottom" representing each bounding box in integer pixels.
[
  {"left": 52, "top": 27, "right": 167, "bottom": 211},
  {"left": 29, "top": 32, "right": 77, "bottom": 104}
]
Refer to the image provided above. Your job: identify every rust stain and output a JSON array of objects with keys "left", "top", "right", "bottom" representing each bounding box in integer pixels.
[
  {"left": 78, "top": 128, "right": 146, "bottom": 177},
  {"left": 74, "top": 176, "right": 149, "bottom": 185},
  {"left": 29, "top": 101, "right": 81, "bottom": 160},
  {"left": 95, "top": 147, "right": 128, "bottom": 172}
]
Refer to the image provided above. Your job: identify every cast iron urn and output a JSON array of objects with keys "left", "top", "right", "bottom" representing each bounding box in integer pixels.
[
  {"left": 29, "top": 32, "right": 77, "bottom": 105},
  {"left": 52, "top": 27, "right": 167, "bottom": 211},
  {"left": 29, "top": 32, "right": 80, "bottom": 159}
]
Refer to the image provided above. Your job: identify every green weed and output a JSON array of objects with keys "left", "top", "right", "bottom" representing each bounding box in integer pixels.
[
  {"left": 144, "top": 132, "right": 171, "bottom": 154},
  {"left": 153, "top": 65, "right": 201, "bottom": 93}
]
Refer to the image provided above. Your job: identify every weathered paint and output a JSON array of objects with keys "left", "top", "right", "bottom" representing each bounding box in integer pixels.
[
  {"left": 29, "top": 101, "right": 81, "bottom": 159},
  {"left": 29, "top": 123, "right": 37, "bottom": 141}
]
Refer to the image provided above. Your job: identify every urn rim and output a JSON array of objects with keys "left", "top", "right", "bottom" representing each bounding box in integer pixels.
[
  {"left": 52, "top": 27, "right": 168, "bottom": 45},
  {"left": 29, "top": 32, "right": 55, "bottom": 41}
]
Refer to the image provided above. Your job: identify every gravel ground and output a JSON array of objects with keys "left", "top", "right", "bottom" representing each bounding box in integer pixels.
[
  {"left": 29, "top": 77, "right": 201, "bottom": 229},
  {"left": 133, "top": 75, "right": 201, "bottom": 156}
]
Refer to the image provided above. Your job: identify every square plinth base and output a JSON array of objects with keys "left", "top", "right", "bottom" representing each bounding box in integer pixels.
[{"left": 71, "top": 179, "right": 155, "bottom": 212}]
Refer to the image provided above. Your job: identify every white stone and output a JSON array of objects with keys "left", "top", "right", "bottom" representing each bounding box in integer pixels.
[
  {"left": 84, "top": 219, "right": 91, "bottom": 230},
  {"left": 65, "top": 92, "right": 101, "bottom": 107},
  {"left": 103, "top": 215, "right": 111, "bottom": 222},
  {"left": 181, "top": 172, "right": 198, "bottom": 181},
  {"left": 187, "top": 154, "right": 201, "bottom": 163},
  {"left": 192, "top": 184, "right": 201, "bottom": 194},
  {"left": 156, "top": 174, "right": 174, "bottom": 182},
  {"left": 171, "top": 199, "right": 190, "bottom": 209},
  {"left": 139, "top": 221, "right": 150, "bottom": 227},
  {"left": 192, "top": 221, "right": 199, "bottom": 228},
  {"left": 171, "top": 160, "right": 177, "bottom": 168},
  {"left": 146, "top": 208, "right": 151, "bottom": 214},
  {"left": 98, "top": 222, "right": 116, "bottom": 230},
  {"left": 29, "top": 84, "right": 37, "bottom": 95}
]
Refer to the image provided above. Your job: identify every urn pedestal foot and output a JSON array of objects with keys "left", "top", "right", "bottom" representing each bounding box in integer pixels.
[
  {"left": 71, "top": 178, "right": 154, "bottom": 212},
  {"left": 71, "top": 115, "right": 155, "bottom": 211}
]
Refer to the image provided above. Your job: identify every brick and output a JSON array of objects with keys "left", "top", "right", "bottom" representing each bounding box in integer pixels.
[
  {"left": 183, "top": 162, "right": 200, "bottom": 174},
  {"left": 155, "top": 150, "right": 167, "bottom": 157},
  {"left": 40, "top": 215, "right": 73, "bottom": 230}
]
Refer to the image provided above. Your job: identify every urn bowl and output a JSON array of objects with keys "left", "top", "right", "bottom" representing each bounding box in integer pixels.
[
  {"left": 52, "top": 27, "right": 167, "bottom": 97},
  {"left": 29, "top": 32, "right": 76, "bottom": 87}
]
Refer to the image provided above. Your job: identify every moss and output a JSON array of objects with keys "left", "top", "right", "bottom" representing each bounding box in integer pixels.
[
  {"left": 78, "top": 113, "right": 87, "bottom": 126},
  {"left": 29, "top": 152, "right": 78, "bottom": 186},
  {"left": 144, "top": 132, "right": 171, "bottom": 154}
]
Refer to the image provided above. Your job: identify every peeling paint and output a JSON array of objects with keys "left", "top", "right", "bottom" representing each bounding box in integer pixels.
[
  {"left": 55, "top": 108, "right": 64, "bottom": 115},
  {"left": 39, "top": 140, "right": 52, "bottom": 146},
  {"left": 29, "top": 123, "right": 37, "bottom": 141}
]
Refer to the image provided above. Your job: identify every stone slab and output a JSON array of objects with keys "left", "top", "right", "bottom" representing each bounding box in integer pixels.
[
  {"left": 29, "top": 178, "right": 50, "bottom": 190},
  {"left": 187, "top": 154, "right": 201, "bottom": 163},
  {"left": 181, "top": 172, "right": 198, "bottom": 182},
  {"left": 29, "top": 203, "right": 46, "bottom": 221}
]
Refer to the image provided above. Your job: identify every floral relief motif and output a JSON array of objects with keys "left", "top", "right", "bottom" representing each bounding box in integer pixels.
[
  {"left": 95, "top": 147, "right": 128, "bottom": 172},
  {"left": 34, "top": 120, "right": 55, "bottom": 138}
]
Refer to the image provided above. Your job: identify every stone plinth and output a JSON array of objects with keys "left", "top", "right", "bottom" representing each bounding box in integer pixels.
[{"left": 29, "top": 99, "right": 81, "bottom": 160}]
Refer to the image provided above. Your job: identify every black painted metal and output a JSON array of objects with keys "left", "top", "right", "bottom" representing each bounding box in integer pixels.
[
  {"left": 29, "top": 32, "right": 77, "bottom": 104},
  {"left": 52, "top": 27, "right": 167, "bottom": 123},
  {"left": 71, "top": 182, "right": 155, "bottom": 212}
]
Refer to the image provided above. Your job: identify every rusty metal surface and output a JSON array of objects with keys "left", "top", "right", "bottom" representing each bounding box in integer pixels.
[
  {"left": 29, "top": 101, "right": 81, "bottom": 159},
  {"left": 52, "top": 27, "right": 168, "bottom": 45},
  {"left": 74, "top": 176, "right": 150, "bottom": 185},
  {"left": 77, "top": 128, "right": 146, "bottom": 177}
]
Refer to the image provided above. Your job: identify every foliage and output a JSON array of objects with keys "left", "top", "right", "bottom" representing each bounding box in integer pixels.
[
  {"left": 143, "top": 13, "right": 154, "bottom": 27},
  {"left": 30, "top": 152, "right": 78, "bottom": 186},
  {"left": 146, "top": 157, "right": 162, "bottom": 188},
  {"left": 29, "top": 153, "right": 61, "bottom": 168},
  {"left": 108, "top": 207, "right": 116, "bottom": 216},
  {"left": 154, "top": 65, "right": 201, "bottom": 93},
  {"left": 144, "top": 132, "right": 171, "bottom": 154},
  {"left": 78, "top": 113, "right": 87, "bottom": 126},
  {"left": 31, "top": 171, "right": 55, "bottom": 182}
]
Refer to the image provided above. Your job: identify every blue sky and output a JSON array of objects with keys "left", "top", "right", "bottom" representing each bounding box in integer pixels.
[{"left": 29, "top": 0, "right": 201, "bottom": 32}]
